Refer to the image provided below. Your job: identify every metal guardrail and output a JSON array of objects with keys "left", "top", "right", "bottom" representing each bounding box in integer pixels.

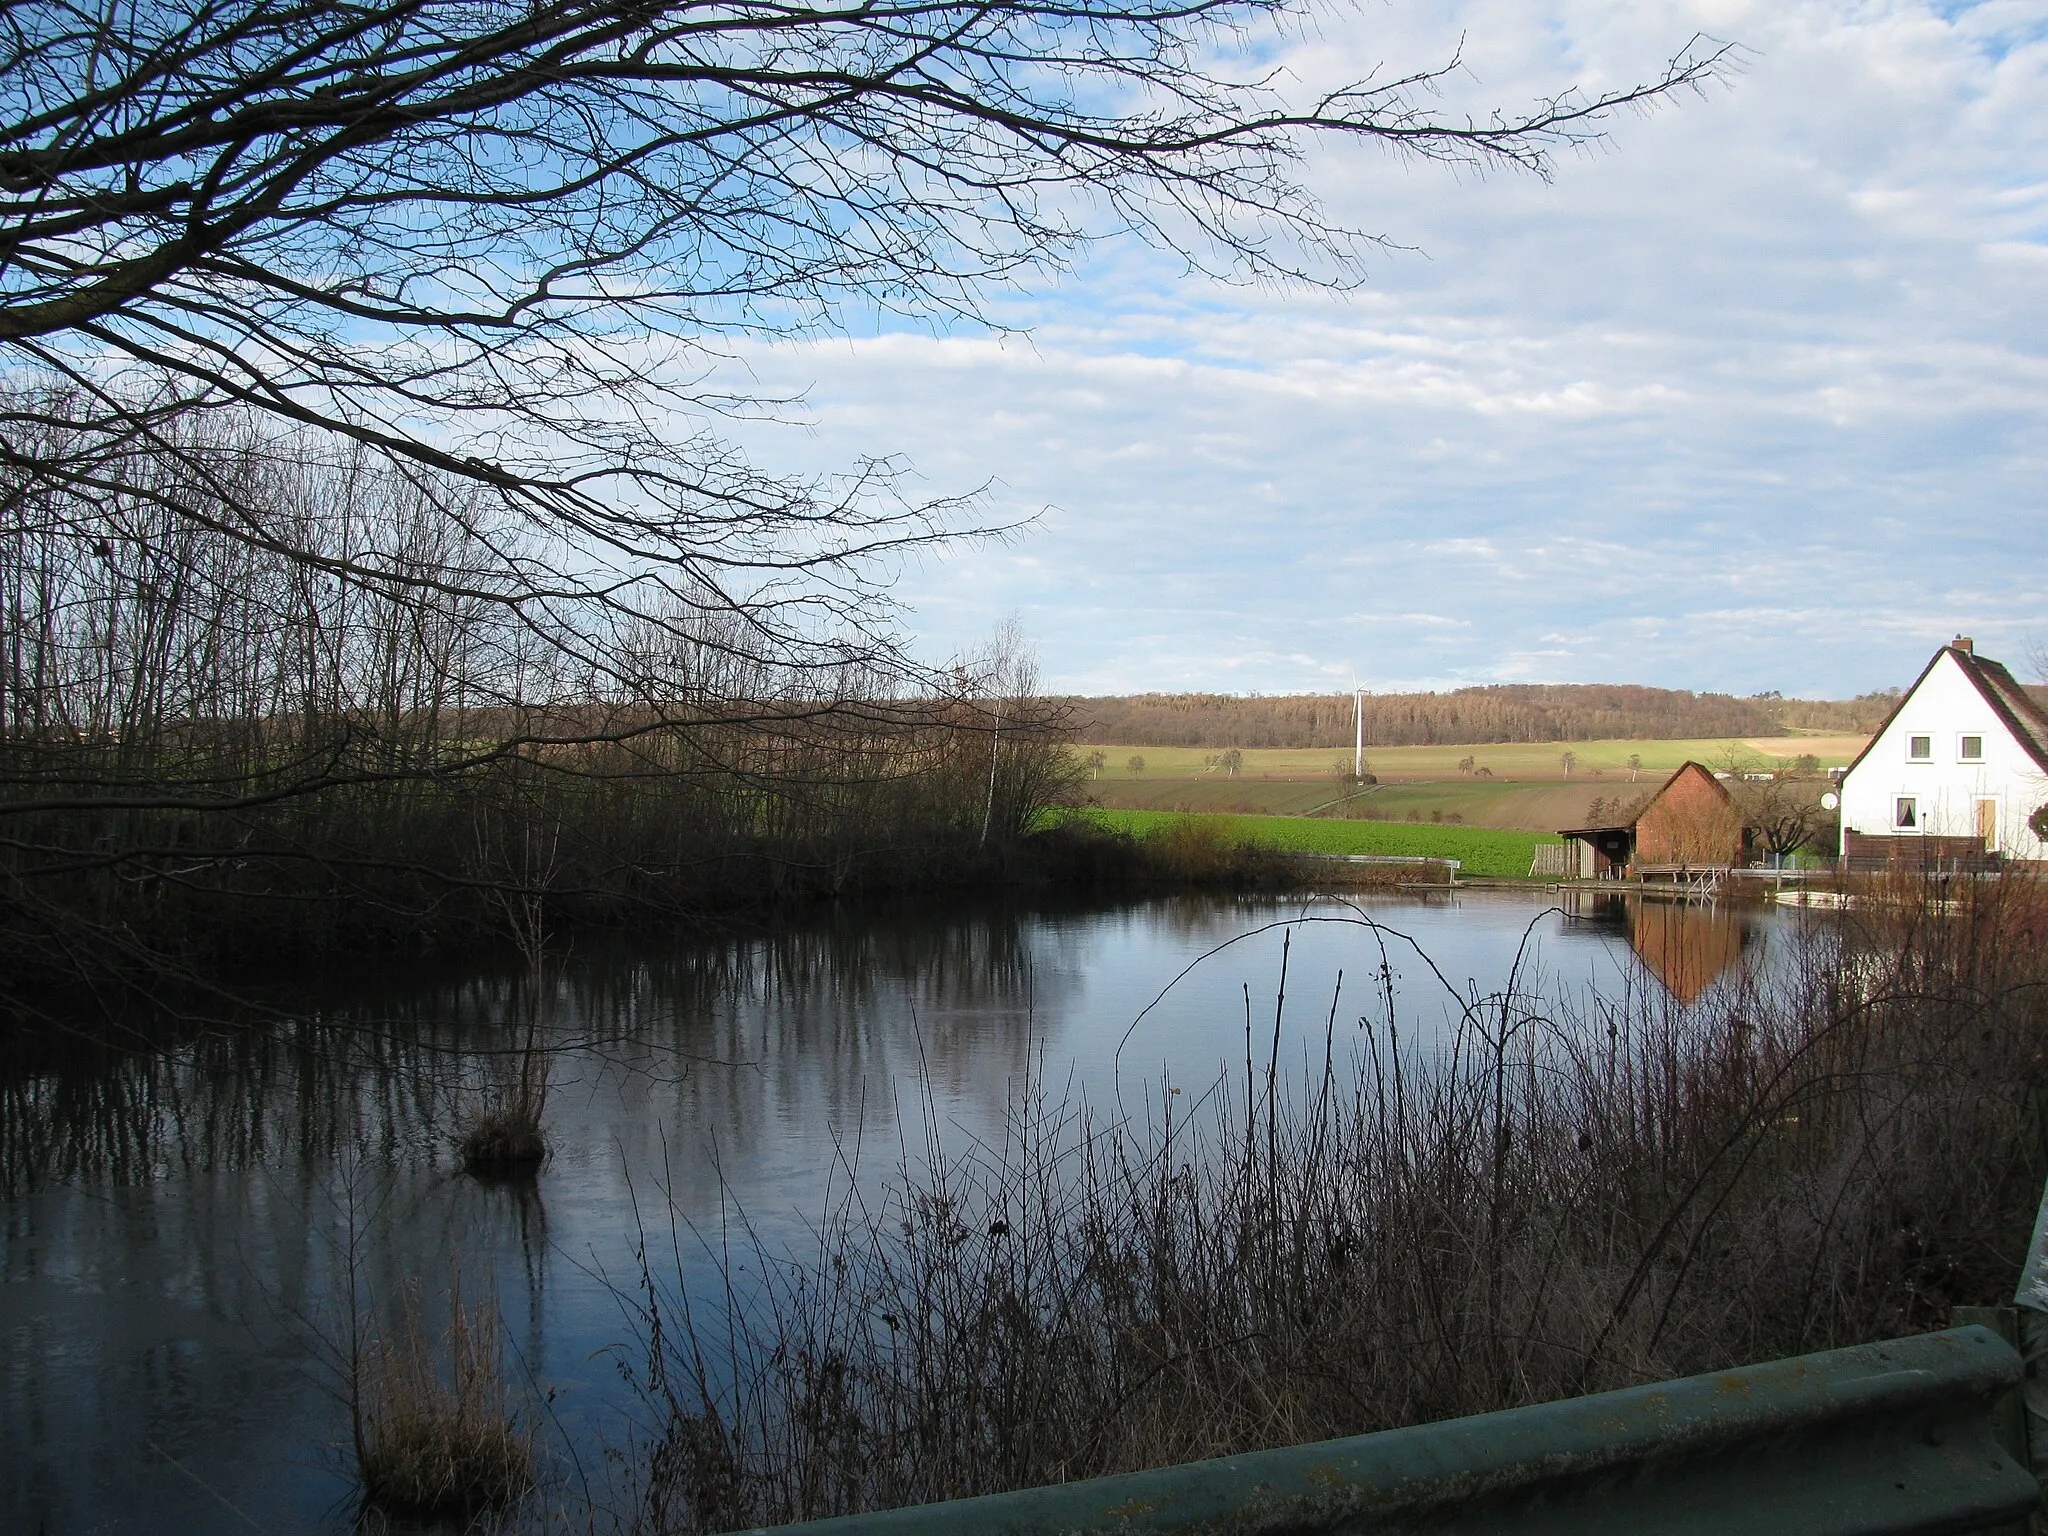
[{"left": 739, "top": 1327, "right": 2036, "bottom": 1535}]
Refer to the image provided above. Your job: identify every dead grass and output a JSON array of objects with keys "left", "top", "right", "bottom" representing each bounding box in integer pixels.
[
  {"left": 354, "top": 1276, "right": 535, "bottom": 1521},
  {"left": 612, "top": 873, "right": 2048, "bottom": 1533}
]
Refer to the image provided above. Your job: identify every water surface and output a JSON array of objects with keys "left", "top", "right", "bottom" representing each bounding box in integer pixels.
[{"left": 0, "top": 888, "right": 1793, "bottom": 1533}]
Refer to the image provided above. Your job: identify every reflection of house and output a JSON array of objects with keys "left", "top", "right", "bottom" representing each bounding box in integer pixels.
[
  {"left": 1838, "top": 638, "right": 2048, "bottom": 871},
  {"left": 1627, "top": 899, "right": 1746, "bottom": 1005},
  {"left": 1557, "top": 762, "right": 1745, "bottom": 879},
  {"left": 1561, "top": 892, "right": 1749, "bottom": 1004}
]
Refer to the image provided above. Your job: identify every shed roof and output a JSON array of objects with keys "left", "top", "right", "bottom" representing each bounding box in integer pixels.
[{"left": 1558, "top": 760, "right": 1731, "bottom": 840}]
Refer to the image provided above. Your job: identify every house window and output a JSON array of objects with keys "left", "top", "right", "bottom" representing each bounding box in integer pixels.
[
  {"left": 1960, "top": 735, "right": 1984, "bottom": 761},
  {"left": 1907, "top": 735, "right": 1932, "bottom": 761},
  {"left": 1895, "top": 797, "right": 1918, "bottom": 829}
]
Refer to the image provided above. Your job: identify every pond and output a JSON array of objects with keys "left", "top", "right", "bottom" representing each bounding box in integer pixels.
[{"left": 0, "top": 888, "right": 1803, "bottom": 1534}]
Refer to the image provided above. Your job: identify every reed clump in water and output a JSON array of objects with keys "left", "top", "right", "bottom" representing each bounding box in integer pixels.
[
  {"left": 353, "top": 1279, "right": 535, "bottom": 1521},
  {"left": 458, "top": 896, "right": 552, "bottom": 1181},
  {"left": 616, "top": 874, "right": 2048, "bottom": 1533},
  {"left": 455, "top": 1100, "right": 548, "bottom": 1179}
]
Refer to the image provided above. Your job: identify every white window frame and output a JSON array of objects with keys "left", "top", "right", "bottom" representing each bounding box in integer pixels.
[
  {"left": 1906, "top": 734, "right": 1933, "bottom": 762},
  {"left": 1958, "top": 734, "right": 1984, "bottom": 762},
  {"left": 1894, "top": 796, "right": 1919, "bottom": 830}
]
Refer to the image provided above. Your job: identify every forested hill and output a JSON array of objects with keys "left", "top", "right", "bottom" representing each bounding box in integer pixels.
[{"left": 1060, "top": 685, "right": 1900, "bottom": 749}]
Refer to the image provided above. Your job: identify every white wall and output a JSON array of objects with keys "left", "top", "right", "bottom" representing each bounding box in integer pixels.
[{"left": 1839, "top": 651, "right": 2048, "bottom": 858}]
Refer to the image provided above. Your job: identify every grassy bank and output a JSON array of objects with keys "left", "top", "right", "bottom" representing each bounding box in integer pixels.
[{"left": 1055, "top": 807, "right": 1557, "bottom": 878}]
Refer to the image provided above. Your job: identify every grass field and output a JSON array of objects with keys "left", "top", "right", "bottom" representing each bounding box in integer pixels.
[
  {"left": 1080, "top": 735, "right": 1867, "bottom": 783},
  {"left": 1079, "top": 777, "right": 1648, "bottom": 832},
  {"left": 1061, "top": 808, "right": 1558, "bottom": 878}
]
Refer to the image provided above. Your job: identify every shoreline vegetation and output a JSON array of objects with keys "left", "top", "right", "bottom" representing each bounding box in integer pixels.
[
  {"left": 0, "top": 401, "right": 1101, "bottom": 1027},
  {"left": 596, "top": 871, "right": 2048, "bottom": 1532},
  {"left": 1053, "top": 807, "right": 1555, "bottom": 878}
]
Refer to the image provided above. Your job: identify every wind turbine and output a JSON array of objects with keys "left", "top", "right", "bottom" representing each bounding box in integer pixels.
[{"left": 1350, "top": 671, "right": 1368, "bottom": 780}]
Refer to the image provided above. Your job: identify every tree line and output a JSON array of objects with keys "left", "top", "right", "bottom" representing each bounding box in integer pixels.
[
  {"left": 1060, "top": 685, "right": 1903, "bottom": 749},
  {"left": 0, "top": 0, "right": 1726, "bottom": 1024},
  {"left": 0, "top": 395, "right": 1074, "bottom": 1020}
]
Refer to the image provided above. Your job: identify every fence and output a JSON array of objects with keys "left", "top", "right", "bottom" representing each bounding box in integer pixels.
[{"left": 742, "top": 1326, "right": 2035, "bottom": 1535}]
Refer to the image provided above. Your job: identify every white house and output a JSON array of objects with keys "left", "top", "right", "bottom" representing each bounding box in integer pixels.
[{"left": 1838, "top": 638, "right": 2048, "bottom": 866}]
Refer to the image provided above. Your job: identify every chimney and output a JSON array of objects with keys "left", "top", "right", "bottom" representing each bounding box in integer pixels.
[{"left": 1954, "top": 635, "right": 1975, "bottom": 654}]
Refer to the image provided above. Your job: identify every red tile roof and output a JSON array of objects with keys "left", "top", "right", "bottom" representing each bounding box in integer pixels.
[{"left": 1841, "top": 646, "right": 2048, "bottom": 780}]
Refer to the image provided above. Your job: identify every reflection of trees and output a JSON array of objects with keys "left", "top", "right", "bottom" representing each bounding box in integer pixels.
[
  {"left": 0, "top": 897, "right": 1123, "bottom": 1535},
  {"left": 1, "top": 898, "right": 1095, "bottom": 1196},
  {"left": 540, "top": 900, "right": 1092, "bottom": 1212},
  {"left": 0, "top": 1014, "right": 457, "bottom": 1197}
]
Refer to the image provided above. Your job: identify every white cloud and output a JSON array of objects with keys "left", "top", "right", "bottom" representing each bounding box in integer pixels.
[{"left": 704, "top": 0, "right": 2048, "bottom": 696}]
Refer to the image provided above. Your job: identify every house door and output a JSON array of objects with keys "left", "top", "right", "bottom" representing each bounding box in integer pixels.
[{"left": 1977, "top": 798, "right": 1998, "bottom": 852}]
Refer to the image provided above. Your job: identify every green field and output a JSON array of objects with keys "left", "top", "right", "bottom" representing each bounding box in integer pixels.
[
  {"left": 1080, "top": 734, "right": 1867, "bottom": 783},
  {"left": 1078, "top": 776, "right": 1640, "bottom": 832},
  {"left": 1061, "top": 807, "right": 1559, "bottom": 878}
]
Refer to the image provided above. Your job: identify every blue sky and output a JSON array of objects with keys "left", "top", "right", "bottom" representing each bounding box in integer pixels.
[{"left": 717, "top": 0, "right": 2048, "bottom": 698}]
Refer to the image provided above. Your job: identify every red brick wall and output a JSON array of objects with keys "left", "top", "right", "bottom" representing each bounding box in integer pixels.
[{"left": 1636, "top": 764, "right": 1742, "bottom": 867}]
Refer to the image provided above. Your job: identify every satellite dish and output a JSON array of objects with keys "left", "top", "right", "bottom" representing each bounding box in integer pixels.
[{"left": 1820, "top": 792, "right": 1839, "bottom": 811}]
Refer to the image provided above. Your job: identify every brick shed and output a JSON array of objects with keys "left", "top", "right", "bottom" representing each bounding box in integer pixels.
[{"left": 1558, "top": 761, "right": 1745, "bottom": 879}]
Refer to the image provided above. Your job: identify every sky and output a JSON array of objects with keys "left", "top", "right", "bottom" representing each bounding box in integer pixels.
[{"left": 716, "top": 0, "right": 2048, "bottom": 699}]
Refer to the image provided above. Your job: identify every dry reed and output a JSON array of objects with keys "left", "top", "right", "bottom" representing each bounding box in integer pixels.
[
  {"left": 353, "top": 1274, "right": 536, "bottom": 1521},
  {"left": 612, "top": 874, "right": 2048, "bottom": 1533}
]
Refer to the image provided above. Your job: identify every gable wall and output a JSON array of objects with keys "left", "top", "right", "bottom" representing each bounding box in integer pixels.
[
  {"left": 1839, "top": 651, "right": 2048, "bottom": 858},
  {"left": 1636, "top": 763, "right": 1743, "bottom": 866}
]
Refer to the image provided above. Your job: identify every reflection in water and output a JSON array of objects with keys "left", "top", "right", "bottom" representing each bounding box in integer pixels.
[
  {"left": 1627, "top": 900, "right": 1748, "bottom": 1005},
  {"left": 1, "top": 890, "right": 1799, "bottom": 1534},
  {"left": 0, "top": 896, "right": 1083, "bottom": 1198},
  {"left": 1564, "top": 893, "right": 1752, "bottom": 1005}
]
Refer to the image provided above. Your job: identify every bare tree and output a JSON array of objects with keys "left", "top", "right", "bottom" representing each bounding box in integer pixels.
[
  {"left": 1738, "top": 776, "right": 1828, "bottom": 862},
  {"left": 2, "top": 0, "right": 1728, "bottom": 688},
  {"left": 0, "top": 2, "right": 1729, "bottom": 996}
]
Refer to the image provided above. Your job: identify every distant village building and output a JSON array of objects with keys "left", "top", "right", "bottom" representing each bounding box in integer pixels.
[
  {"left": 1557, "top": 761, "right": 1745, "bottom": 880},
  {"left": 1837, "top": 638, "right": 2048, "bottom": 869}
]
